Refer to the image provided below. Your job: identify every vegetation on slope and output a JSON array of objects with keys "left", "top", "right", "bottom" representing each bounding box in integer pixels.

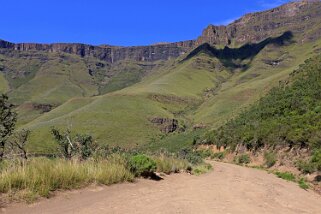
[
  {"left": 202, "top": 54, "right": 321, "bottom": 155},
  {"left": 194, "top": 37, "right": 321, "bottom": 126},
  {"left": 1, "top": 29, "right": 321, "bottom": 154},
  {"left": 0, "top": 50, "right": 163, "bottom": 128},
  {"left": 0, "top": 107, "right": 211, "bottom": 204},
  {"left": 19, "top": 53, "right": 229, "bottom": 153}
]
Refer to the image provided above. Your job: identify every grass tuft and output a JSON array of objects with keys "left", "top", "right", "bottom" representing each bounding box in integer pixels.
[
  {"left": 298, "top": 178, "right": 309, "bottom": 190},
  {"left": 192, "top": 163, "right": 213, "bottom": 175},
  {"left": 154, "top": 154, "right": 190, "bottom": 174},
  {"left": 274, "top": 171, "right": 296, "bottom": 182}
]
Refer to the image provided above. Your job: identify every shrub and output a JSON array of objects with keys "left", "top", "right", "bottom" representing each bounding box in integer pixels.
[
  {"left": 298, "top": 178, "right": 309, "bottom": 190},
  {"left": 177, "top": 148, "right": 203, "bottom": 165},
  {"left": 297, "top": 149, "right": 321, "bottom": 174},
  {"left": 128, "top": 154, "right": 157, "bottom": 177},
  {"left": 51, "top": 128, "right": 73, "bottom": 159},
  {"left": 154, "top": 155, "right": 190, "bottom": 174},
  {"left": 0, "top": 94, "right": 17, "bottom": 160},
  {"left": 274, "top": 171, "right": 296, "bottom": 182},
  {"left": 8, "top": 129, "right": 31, "bottom": 160},
  {"left": 198, "top": 150, "right": 213, "bottom": 158},
  {"left": 192, "top": 163, "right": 212, "bottom": 175},
  {"left": 74, "top": 134, "right": 97, "bottom": 160},
  {"left": 311, "top": 149, "right": 321, "bottom": 171},
  {"left": 297, "top": 160, "right": 316, "bottom": 174},
  {"left": 51, "top": 128, "right": 96, "bottom": 160},
  {"left": 211, "top": 152, "right": 225, "bottom": 160},
  {"left": 264, "top": 152, "right": 277, "bottom": 168},
  {"left": 234, "top": 154, "right": 251, "bottom": 165}
]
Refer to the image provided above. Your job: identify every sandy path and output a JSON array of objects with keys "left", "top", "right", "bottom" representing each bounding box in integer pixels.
[{"left": 2, "top": 162, "right": 321, "bottom": 214}]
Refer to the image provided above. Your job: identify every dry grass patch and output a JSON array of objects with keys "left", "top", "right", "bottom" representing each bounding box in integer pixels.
[{"left": 0, "top": 157, "right": 134, "bottom": 202}]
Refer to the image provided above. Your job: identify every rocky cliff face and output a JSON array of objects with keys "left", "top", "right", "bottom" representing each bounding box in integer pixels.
[
  {"left": 196, "top": 0, "right": 321, "bottom": 46},
  {"left": 1, "top": 0, "right": 320, "bottom": 63},
  {"left": 0, "top": 39, "right": 195, "bottom": 63},
  {"left": 150, "top": 117, "right": 179, "bottom": 133}
]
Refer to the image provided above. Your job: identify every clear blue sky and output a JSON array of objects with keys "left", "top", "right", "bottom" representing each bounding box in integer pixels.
[{"left": 0, "top": 0, "right": 291, "bottom": 46}]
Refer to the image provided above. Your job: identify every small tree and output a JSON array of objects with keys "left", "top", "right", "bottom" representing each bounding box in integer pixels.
[
  {"left": 0, "top": 94, "right": 17, "bottom": 160},
  {"left": 9, "top": 129, "right": 30, "bottom": 160},
  {"left": 51, "top": 127, "right": 74, "bottom": 159},
  {"left": 51, "top": 127, "right": 95, "bottom": 160},
  {"left": 75, "top": 134, "right": 96, "bottom": 160}
]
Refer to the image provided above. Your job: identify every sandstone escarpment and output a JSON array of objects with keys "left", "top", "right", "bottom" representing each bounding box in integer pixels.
[
  {"left": 196, "top": 0, "right": 321, "bottom": 46},
  {"left": 0, "top": 40, "right": 195, "bottom": 64},
  {"left": 1, "top": 0, "right": 320, "bottom": 63}
]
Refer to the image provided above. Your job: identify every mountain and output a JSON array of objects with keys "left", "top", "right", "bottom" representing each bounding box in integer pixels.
[
  {"left": 196, "top": 0, "right": 321, "bottom": 46},
  {"left": 0, "top": 0, "right": 321, "bottom": 154}
]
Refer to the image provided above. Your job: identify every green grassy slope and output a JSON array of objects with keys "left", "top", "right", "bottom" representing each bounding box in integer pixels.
[
  {"left": 119, "top": 55, "right": 230, "bottom": 98},
  {"left": 23, "top": 95, "right": 172, "bottom": 153},
  {"left": 6, "top": 53, "right": 98, "bottom": 105},
  {"left": 193, "top": 38, "right": 321, "bottom": 127},
  {"left": 0, "top": 73, "right": 8, "bottom": 92},
  {"left": 21, "top": 54, "right": 228, "bottom": 153},
  {"left": 0, "top": 50, "right": 165, "bottom": 127},
  {"left": 201, "top": 53, "right": 321, "bottom": 152}
]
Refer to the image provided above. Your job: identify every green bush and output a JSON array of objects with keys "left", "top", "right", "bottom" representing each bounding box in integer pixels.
[
  {"left": 234, "top": 154, "right": 251, "bottom": 165},
  {"left": 274, "top": 171, "right": 296, "bottom": 181},
  {"left": 192, "top": 163, "right": 212, "bottom": 175},
  {"left": 311, "top": 149, "right": 321, "bottom": 171},
  {"left": 211, "top": 152, "right": 225, "bottom": 160},
  {"left": 264, "top": 152, "right": 277, "bottom": 168},
  {"left": 178, "top": 148, "right": 203, "bottom": 165},
  {"left": 75, "top": 134, "right": 97, "bottom": 160},
  {"left": 298, "top": 178, "right": 309, "bottom": 190},
  {"left": 128, "top": 154, "right": 157, "bottom": 177},
  {"left": 297, "top": 160, "right": 316, "bottom": 174},
  {"left": 198, "top": 150, "right": 213, "bottom": 158},
  {"left": 297, "top": 149, "right": 321, "bottom": 174}
]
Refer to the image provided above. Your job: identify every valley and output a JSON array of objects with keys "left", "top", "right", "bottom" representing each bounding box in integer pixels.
[
  {"left": 0, "top": 0, "right": 321, "bottom": 212},
  {"left": 1, "top": 0, "right": 321, "bottom": 153}
]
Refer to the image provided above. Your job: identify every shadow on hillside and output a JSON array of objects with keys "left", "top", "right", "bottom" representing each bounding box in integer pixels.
[{"left": 183, "top": 31, "right": 294, "bottom": 70}]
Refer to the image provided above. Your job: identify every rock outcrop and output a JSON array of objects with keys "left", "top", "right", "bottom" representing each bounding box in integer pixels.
[
  {"left": 196, "top": 0, "right": 321, "bottom": 46},
  {"left": 0, "top": 39, "right": 195, "bottom": 64},
  {"left": 150, "top": 118, "right": 178, "bottom": 133}
]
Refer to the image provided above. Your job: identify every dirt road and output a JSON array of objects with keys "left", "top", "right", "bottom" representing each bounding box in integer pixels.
[{"left": 2, "top": 162, "right": 321, "bottom": 214}]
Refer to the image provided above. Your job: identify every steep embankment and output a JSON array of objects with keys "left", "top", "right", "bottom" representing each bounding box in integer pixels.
[
  {"left": 200, "top": 53, "right": 321, "bottom": 180},
  {"left": 3, "top": 162, "right": 321, "bottom": 214}
]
